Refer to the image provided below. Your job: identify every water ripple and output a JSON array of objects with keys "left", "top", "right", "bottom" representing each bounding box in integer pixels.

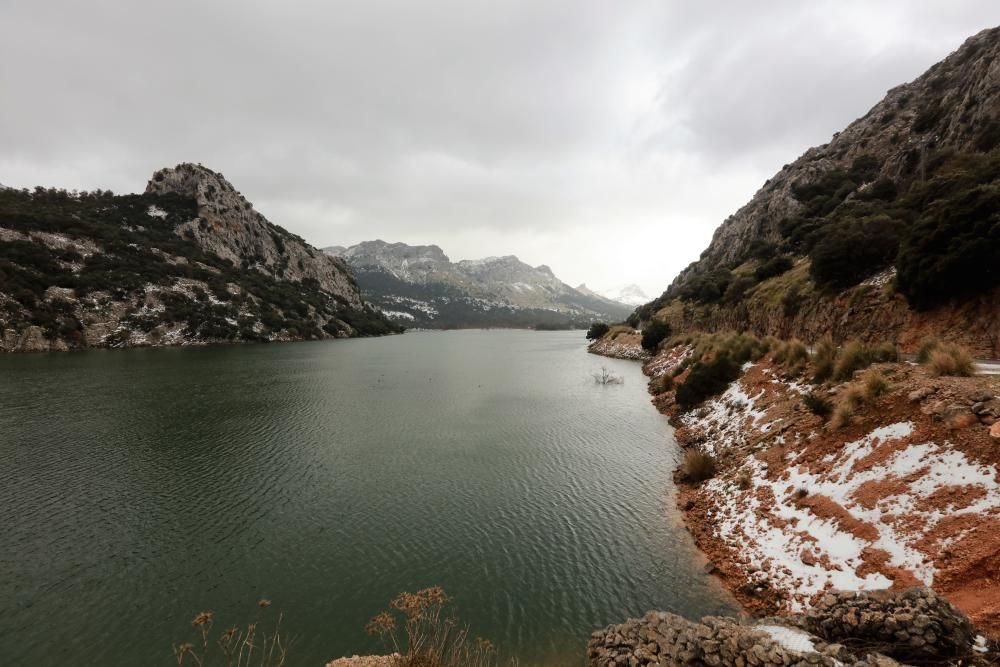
[{"left": 0, "top": 332, "right": 736, "bottom": 666}]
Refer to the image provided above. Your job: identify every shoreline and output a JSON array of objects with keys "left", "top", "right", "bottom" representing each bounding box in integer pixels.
[{"left": 589, "top": 332, "right": 1000, "bottom": 638}]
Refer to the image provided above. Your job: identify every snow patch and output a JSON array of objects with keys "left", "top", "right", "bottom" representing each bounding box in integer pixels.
[{"left": 755, "top": 625, "right": 817, "bottom": 654}]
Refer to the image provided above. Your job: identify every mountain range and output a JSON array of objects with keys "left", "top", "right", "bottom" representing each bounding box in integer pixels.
[
  {"left": 632, "top": 26, "right": 1000, "bottom": 356},
  {"left": 0, "top": 163, "right": 399, "bottom": 352},
  {"left": 324, "top": 240, "right": 631, "bottom": 329}
]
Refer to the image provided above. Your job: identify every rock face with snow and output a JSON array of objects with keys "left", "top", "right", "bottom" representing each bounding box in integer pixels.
[
  {"left": 325, "top": 240, "right": 630, "bottom": 328},
  {"left": 147, "top": 164, "right": 361, "bottom": 307},
  {"left": 588, "top": 283, "right": 649, "bottom": 307},
  {"left": 0, "top": 165, "right": 399, "bottom": 352}
]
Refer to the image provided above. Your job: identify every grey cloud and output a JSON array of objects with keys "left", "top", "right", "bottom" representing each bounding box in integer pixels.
[{"left": 1, "top": 1, "right": 997, "bottom": 295}]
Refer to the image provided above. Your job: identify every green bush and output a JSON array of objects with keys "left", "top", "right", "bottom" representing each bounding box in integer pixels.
[
  {"left": 641, "top": 320, "right": 672, "bottom": 352},
  {"left": 586, "top": 321, "right": 610, "bottom": 340},
  {"left": 754, "top": 255, "right": 793, "bottom": 282},
  {"left": 809, "top": 215, "right": 903, "bottom": 290},
  {"left": 896, "top": 172, "right": 1000, "bottom": 308},
  {"left": 803, "top": 391, "right": 833, "bottom": 419},
  {"left": 676, "top": 351, "right": 741, "bottom": 409}
]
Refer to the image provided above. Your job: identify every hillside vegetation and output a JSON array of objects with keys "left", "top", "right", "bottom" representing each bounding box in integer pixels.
[
  {"left": 630, "top": 27, "right": 1000, "bottom": 355},
  {"left": 0, "top": 166, "right": 400, "bottom": 351}
]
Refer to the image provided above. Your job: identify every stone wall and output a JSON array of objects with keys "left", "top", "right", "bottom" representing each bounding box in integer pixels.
[{"left": 587, "top": 587, "right": 994, "bottom": 666}]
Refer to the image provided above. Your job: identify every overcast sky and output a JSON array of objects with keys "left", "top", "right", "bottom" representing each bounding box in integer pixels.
[{"left": 2, "top": 2, "right": 997, "bottom": 297}]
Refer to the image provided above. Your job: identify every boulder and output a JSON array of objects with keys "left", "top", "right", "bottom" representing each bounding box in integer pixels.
[{"left": 990, "top": 421, "right": 1000, "bottom": 441}]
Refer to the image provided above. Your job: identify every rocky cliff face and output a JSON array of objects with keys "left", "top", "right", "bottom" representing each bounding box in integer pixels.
[
  {"left": 637, "top": 27, "right": 1000, "bottom": 353},
  {"left": 0, "top": 166, "right": 398, "bottom": 352},
  {"left": 147, "top": 164, "right": 361, "bottom": 307},
  {"left": 326, "top": 240, "right": 630, "bottom": 328},
  {"left": 673, "top": 27, "right": 1000, "bottom": 284}
]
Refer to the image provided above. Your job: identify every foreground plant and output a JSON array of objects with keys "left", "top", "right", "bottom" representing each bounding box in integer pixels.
[
  {"left": 173, "top": 599, "right": 287, "bottom": 666},
  {"left": 366, "top": 587, "right": 507, "bottom": 667}
]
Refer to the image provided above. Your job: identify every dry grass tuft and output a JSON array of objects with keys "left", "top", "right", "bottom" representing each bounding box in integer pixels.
[
  {"left": 830, "top": 402, "right": 855, "bottom": 430},
  {"left": 682, "top": 448, "right": 717, "bottom": 484},
  {"left": 862, "top": 370, "right": 891, "bottom": 401},
  {"left": 916, "top": 337, "right": 941, "bottom": 363},
  {"left": 773, "top": 339, "right": 809, "bottom": 367},
  {"left": 173, "top": 601, "right": 288, "bottom": 666},
  {"left": 927, "top": 344, "right": 975, "bottom": 377},
  {"left": 367, "top": 588, "right": 507, "bottom": 667},
  {"left": 812, "top": 337, "right": 838, "bottom": 383}
]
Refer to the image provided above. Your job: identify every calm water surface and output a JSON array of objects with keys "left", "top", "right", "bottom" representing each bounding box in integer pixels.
[{"left": 0, "top": 330, "right": 735, "bottom": 665}]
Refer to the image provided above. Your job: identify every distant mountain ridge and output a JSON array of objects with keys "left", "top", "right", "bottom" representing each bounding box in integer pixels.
[
  {"left": 587, "top": 283, "right": 649, "bottom": 307},
  {"left": 324, "top": 240, "right": 631, "bottom": 328},
  {"left": 0, "top": 163, "right": 399, "bottom": 352}
]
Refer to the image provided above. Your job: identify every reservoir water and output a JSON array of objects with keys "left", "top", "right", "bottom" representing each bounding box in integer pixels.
[{"left": 0, "top": 330, "right": 736, "bottom": 665}]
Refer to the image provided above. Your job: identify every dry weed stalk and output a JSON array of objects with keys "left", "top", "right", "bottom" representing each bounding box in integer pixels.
[{"left": 173, "top": 599, "right": 287, "bottom": 667}]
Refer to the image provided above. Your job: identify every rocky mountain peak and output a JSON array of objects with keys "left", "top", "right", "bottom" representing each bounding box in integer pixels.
[
  {"left": 145, "top": 163, "right": 361, "bottom": 306},
  {"left": 670, "top": 25, "right": 1000, "bottom": 288},
  {"left": 343, "top": 239, "right": 450, "bottom": 263}
]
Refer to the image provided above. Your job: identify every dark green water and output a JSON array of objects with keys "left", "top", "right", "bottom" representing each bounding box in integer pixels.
[{"left": 0, "top": 330, "right": 735, "bottom": 665}]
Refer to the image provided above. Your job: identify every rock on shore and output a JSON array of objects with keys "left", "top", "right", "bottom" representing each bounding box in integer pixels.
[{"left": 588, "top": 587, "right": 995, "bottom": 666}]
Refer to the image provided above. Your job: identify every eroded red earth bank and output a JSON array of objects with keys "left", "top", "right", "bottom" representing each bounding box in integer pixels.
[{"left": 596, "top": 338, "right": 1000, "bottom": 637}]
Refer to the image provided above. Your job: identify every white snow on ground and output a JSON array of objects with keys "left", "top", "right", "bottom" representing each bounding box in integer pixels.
[
  {"left": 646, "top": 345, "right": 691, "bottom": 377},
  {"left": 755, "top": 625, "right": 817, "bottom": 654},
  {"left": 706, "top": 457, "right": 893, "bottom": 612},
  {"left": 147, "top": 204, "right": 168, "bottom": 219},
  {"left": 680, "top": 377, "right": 773, "bottom": 455},
  {"left": 860, "top": 267, "right": 896, "bottom": 288},
  {"left": 704, "top": 399, "right": 1000, "bottom": 611},
  {"left": 380, "top": 310, "right": 415, "bottom": 321}
]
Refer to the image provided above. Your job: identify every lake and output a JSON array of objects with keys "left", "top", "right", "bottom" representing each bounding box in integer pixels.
[{"left": 0, "top": 330, "right": 736, "bottom": 665}]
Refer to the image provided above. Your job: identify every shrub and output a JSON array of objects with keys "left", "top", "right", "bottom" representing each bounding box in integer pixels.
[
  {"left": 682, "top": 448, "right": 717, "bottom": 484},
  {"left": 723, "top": 273, "right": 757, "bottom": 303},
  {"left": 830, "top": 402, "right": 855, "bottom": 429},
  {"left": 895, "top": 153, "right": 1000, "bottom": 308},
  {"left": 641, "top": 319, "right": 672, "bottom": 352},
  {"left": 366, "top": 588, "right": 500, "bottom": 667},
  {"left": 773, "top": 339, "right": 809, "bottom": 366},
  {"left": 650, "top": 373, "right": 674, "bottom": 394},
  {"left": 809, "top": 215, "right": 904, "bottom": 290},
  {"left": 916, "top": 337, "right": 941, "bottom": 363},
  {"left": 812, "top": 337, "right": 838, "bottom": 383},
  {"left": 870, "top": 341, "right": 899, "bottom": 363},
  {"left": 586, "top": 321, "right": 610, "bottom": 340},
  {"left": 803, "top": 391, "right": 833, "bottom": 419},
  {"left": 862, "top": 370, "right": 891, "bottom": 400},
  {"left": 675, "top": 267, "right": 733, "bottom": 304},
  {"left": 754, "top": 255, "right": 794, "bottom": 282},
  {"left": 676, "top": 351, "right": 741, "bottom": 409},
  {"left": 818, "top": 340, "right": 899, "bottom": 383},
  {"left": 927, "top": 344, "right": 975, "bottom": 377},
  {"left": 833, "top": 341, "right": 869, "bottom": 382}
]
